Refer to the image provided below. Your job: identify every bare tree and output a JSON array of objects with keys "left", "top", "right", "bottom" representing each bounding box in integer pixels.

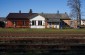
[{"left": 67, "top": 0, "right": 81, "bottom": 28}]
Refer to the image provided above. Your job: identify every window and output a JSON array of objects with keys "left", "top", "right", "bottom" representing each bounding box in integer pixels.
[
  {"left": 23, "top": 21, "right": 25, "bottom": 26},
  {"left": 32, "top": 21, "right": 36, "bottom": 25},
  {"left": 38, "top": 21, "right": 42, "bottom": 26},
  {"left": 83, "top": 21, "right": 84, "bottom": 23},
  {"left": 13, "top": 21, "right": 17, "bottom": 26}
]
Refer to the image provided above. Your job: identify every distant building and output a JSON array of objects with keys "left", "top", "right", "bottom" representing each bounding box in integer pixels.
[
  {"left": 70, "top": 19, "right": 85, "bottom": 28},
  {"left": 70, "top": 20, "right": 77, "bottom": 28},
  {"left": 81, "top": 19, "right": 85, "bottom": 26}
]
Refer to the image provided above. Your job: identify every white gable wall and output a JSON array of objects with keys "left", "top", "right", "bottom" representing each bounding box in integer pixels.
[
  {"left": 30, "top": 15, "right": 45, "bottom": 20},
  {"left": 30, "top": 15, "right": 45, "bottom": 28}
]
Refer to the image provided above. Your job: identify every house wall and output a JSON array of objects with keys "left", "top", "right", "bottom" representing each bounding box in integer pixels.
[
  {"left": 30, "top": 15, "right": 45, "bottom": 28},
  {"left": 6, "top": 20, "right": 14, "bottom": 28},
  {"left": 6, "top": 20, "right": 29, "bottom": 28},
  {"left": 63, "top": 20, "right": 71, "bottom": 26},
  {"left": 16, "top": 20, "right": 29, "bottom": 28},
  {"left": 70, "top": 20, "right": 77, "bottom": 28},
  {"left": 63, "top": 20, "right": 78, "bottom": 28},
  {"left": 47, "top": 23, "right": 60, "bottom": 29},
  {"left": 45, "top": 21, "right": 48, "bottom": 28}
]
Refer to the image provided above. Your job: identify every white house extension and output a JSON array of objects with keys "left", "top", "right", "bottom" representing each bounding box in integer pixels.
[{"left": 30, "top": 15, "right": 45, "bottom": 28}]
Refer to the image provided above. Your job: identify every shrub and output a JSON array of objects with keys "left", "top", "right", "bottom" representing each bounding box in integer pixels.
[{"left": 0, "top": 21, "right": 5, "bottom": 28}]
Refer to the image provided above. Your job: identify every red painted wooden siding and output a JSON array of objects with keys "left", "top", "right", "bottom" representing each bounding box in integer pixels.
[{"left": 6, "top": 20, "right": 29, "bottom": 28}]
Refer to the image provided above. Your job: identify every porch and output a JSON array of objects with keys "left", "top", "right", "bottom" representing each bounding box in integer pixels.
[
  {"left": 46, "top": 18, "right": 60, "bottom": 29},
  {"left": 47, "top": 22, "right": 60, "bottom": 29}
]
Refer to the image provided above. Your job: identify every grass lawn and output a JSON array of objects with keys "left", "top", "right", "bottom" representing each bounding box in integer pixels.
[{"left": 0, "top": 28, "right": 85, "bottom": 34}]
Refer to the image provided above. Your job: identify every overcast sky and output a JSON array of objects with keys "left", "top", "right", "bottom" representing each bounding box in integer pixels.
[{"left": 0, "top": 0, "right": 85, "bottom": 18}]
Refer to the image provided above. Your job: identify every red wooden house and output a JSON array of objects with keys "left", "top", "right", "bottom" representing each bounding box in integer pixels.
[{"left": 6, "top": 11, "right": 37, "bottom": 28}]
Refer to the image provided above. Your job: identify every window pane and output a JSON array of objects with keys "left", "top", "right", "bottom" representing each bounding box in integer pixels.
[
  {"left": 23, "top": 21, "right": 25, "bottom": 26},
  {"left": 13, "top": 21, "right": 17, "bottom": 26},
  {"left": 38, "top": 21, "right": 42, "bottom": 26},
  {"left": 32, "top": 21, "right": 36, "bottom": 25}
]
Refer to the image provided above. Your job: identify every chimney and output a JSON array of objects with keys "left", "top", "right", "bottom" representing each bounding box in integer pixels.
[
  {"left": 57, "top": 10, "right": 59, "bottom": 14},
  {"left": 19, "top": 10, "right": 21, "bottom": 13},
  {"left": 41, "top": 12, "right": 44, "bottom": 14},
  {"left": 65, "top": 12, "right": 67, "bottom": 14},
  {"left": 29, "top": 9, "right": 32, "bottom": 14}
]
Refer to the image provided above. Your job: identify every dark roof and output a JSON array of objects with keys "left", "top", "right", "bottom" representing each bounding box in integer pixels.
[
  {"left": 39, "top": 13, "right": 71, "bottom": 20},
  {"left": 81, "top": 19, "right": 85, "bottom": 21},
  {"left": 0, "top": 17, "right": 6, "bottom": 21},
  {"left": 6, "top": 13, "right": 37, "bottom": 20},
  {"left": 60, "top": 14, "right": 71, "bottom": 20},
  {"left": 39, "top": 13, "right": 60, "bottom": 19},
  {"left": 29, "top": 13, "right": 38, "bottom": 19},
  {"left": 47, "top": 18, "right": 60, "bottom": 22},
  {"left": 6, "top": 13, "right": 29, "bottom": 20},
  {"left": 6, "top": 12, "right": 71, "bottom": 21}
]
